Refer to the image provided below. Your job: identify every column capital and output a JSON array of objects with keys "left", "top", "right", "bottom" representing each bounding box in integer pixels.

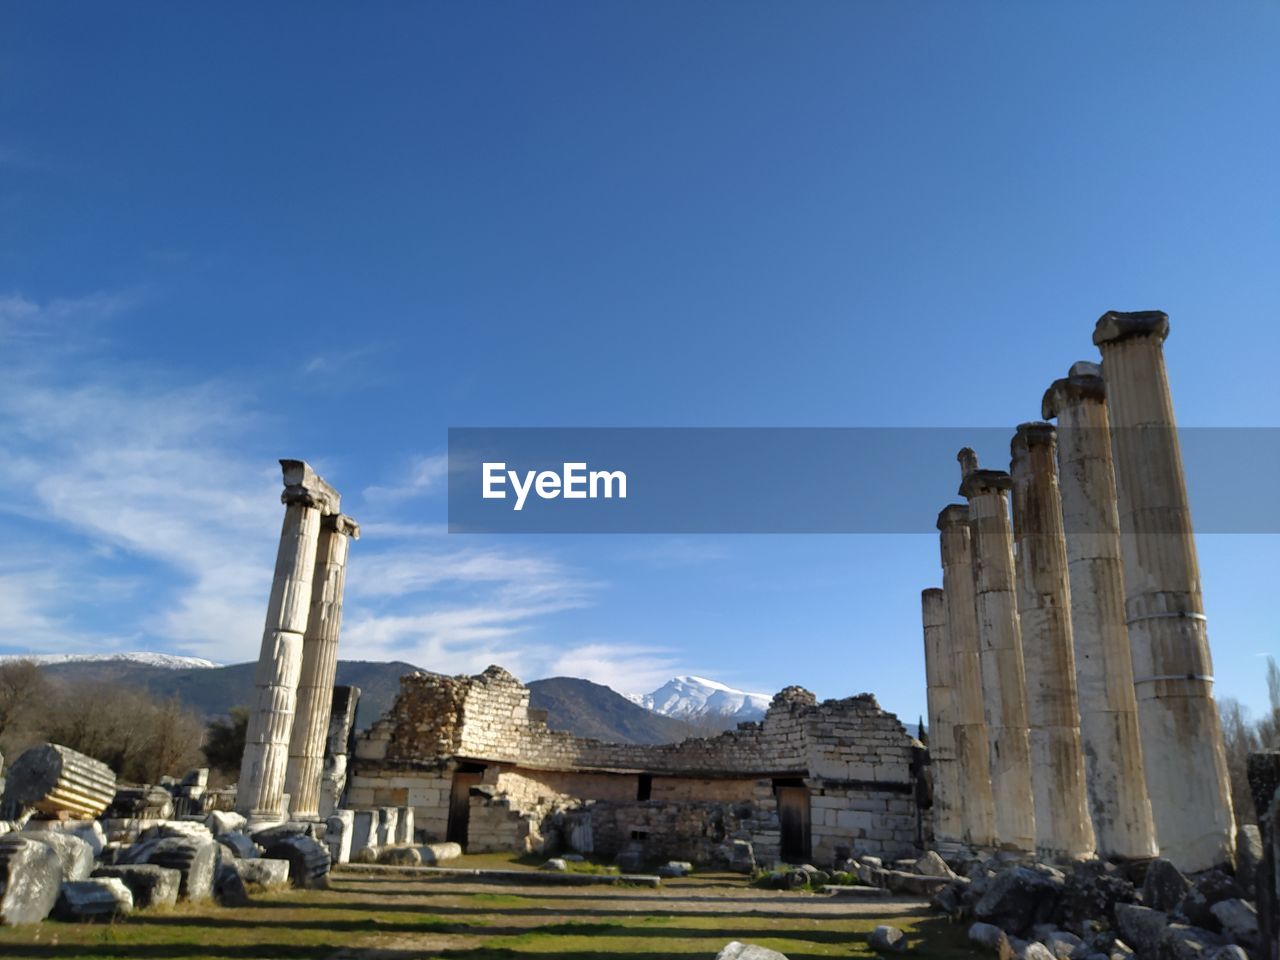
[
  {"left": 324, "top": 513, "right": 361, "bottom": 539},
  {"left": 957, "top": 447, "right": 979, "bottom": 478},
  {"left": 936, "top": 503, "right": 970, "bottom": 529},
  {"left": 1093, "top": 310, "right": 1169, "bottom": 347},
  {"left": 959, "top": 468, "right": 1012, "bottom": 499},
  {"left": 1011, "top": 421, "right": 1057, "bottom": 455},
  {"left": 1042, "top": 363, "right": 1106, "bottom": 419},
  {"left": 280, "top": 459, "right": 341, "bottom": 514}
]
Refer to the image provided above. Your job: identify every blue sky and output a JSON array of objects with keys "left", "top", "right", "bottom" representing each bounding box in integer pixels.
[{"left": 1, "top": 3, "right": 1277, "bottom": 723}]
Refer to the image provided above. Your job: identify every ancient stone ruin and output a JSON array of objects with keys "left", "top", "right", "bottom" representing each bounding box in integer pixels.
[{"left": 347, "top": 665, "right": 922, "bottom": 868}]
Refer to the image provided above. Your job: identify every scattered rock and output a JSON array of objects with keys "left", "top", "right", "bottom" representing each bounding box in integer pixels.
[
  {"left": 1142, "top": 859, "right": 1191, "bottom": 913},
  {"left": 217, "top": 832, "right": 260, "bottom": 860},
  {"left": 657, "top": 861, "right": 692, "bottom": 878},
  {"left": 1209, "top": 899, "right": 1258, "bottom": 949},
  {"left": 728, "top": 839, "right": 755, "bottom": 874},
  {"left": 1179, "top": 872, "right": 1244, "bottom": 932},
  {"left": 0, "top": 836, "right": 62, "bottom": 925},
  {"left": 52, "top": 878, "right": 133, "bottom": 921},
  {"left": 1208, "top": 946, "right": 1249, "bottom": 960},
  {"left": 975, "top": 865, "right": 1066, "bottom": 935},
  {"left": 869, "top": 924, "right": 908, "bottom": 952},
  {"left": 1044, "top": 930, "right": 1084, "bottom": 960},
  {"left": 1024, "top": 943, "right": 1056, "bottom": 960},
  {"left": 915, "top": 850, "right": 958, "bottom": 879},
  {"left": 1161, "top": 924, "right": 1224, "bottom": 960},
  {"left": 352, "top": 845, "right": 379, "bottom": 864},
  {"left": 716, "top": 942, "right": 789, "bottom": 960},
  {"left": 90, "top": 864, "right": 180, "bottom": 909},
  {"left": 1114, "top": 904, "right": 1169, "bottom": 958},
  {"left": 969, "top": 921, "right": 1015, "bottom": 960},
  {"left": 1235, "top": 826, "right": 1263, "bottom": 897},
  {"left": 206, "top": 811, "right": 246, "bottom": 836},
  {"left": 541, "top": 858, "right": 568, "bottom": 872},
  {"left": 420, "top": 842, "right": 462, "bottom": 865}
]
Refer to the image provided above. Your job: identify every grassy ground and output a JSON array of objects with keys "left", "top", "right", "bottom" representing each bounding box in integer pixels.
[{"left": 0, "top": 871, "right": 979, "bottom": 960}]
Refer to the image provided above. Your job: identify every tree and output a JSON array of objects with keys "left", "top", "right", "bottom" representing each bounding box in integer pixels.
[
  {"left": 918, "top": 715, "right": 928, "bottom": 746},
  {"left": 0, "top": 659, "right": 49, "bottom": 743},
  {"left": 203, "top": 707, "right": 249, "bottom": 775}
]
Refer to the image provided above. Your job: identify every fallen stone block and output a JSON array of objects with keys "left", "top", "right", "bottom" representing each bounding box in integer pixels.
[
  {"left": 325, "top": 811, "right": 353, "bottom": 865},
  {"left": 378, "top": 846, "right": 421, "bottom": 866},
  {"left": 23, "top": 820, "right": 107, "bottom": 857},
  {"left": 262, "top": 834, "right": 330, "bottom": 889},
  {"left": 91, "top": 864, "right": 180, "bottom": 909},
  {"left": 915, "top": 850, "right": 958, "bottom": 879},
  {"left": 206, "top": 810, "right": 246, "bottom": 836},
  {"left": 0, "top": 835, "right": 62, "bottom": 925},
  {"left": 17, "top": 830, "right": 93, "bottom": 881},
  {"left": 1161, "top": 924, "right": 1225, "bottom": 960},
  {"left": 0, "top": 744, "right": 116, "bottom": 820},
  {"left": 1114, "top": 904, "right": 1169, "bottom": 959},
  {"left": 213, "top": 863, "right": 250, "bottom": 907},
  {"left": 420, "top": 842, "right": 462, "bottom": 865},
  {"left": 1235, "top": 826, "right": 1262, "bottom": 898},
  {"left": 975, "top": 865, "right": 1066, "bottom": 935},
  {"left": 541, "top": 858, "right": 568, "bottom": 872},
  {"left": 969, "top": 921, "right": 1015, "bottom": 960},
  {"left": 352, "top": 845, "right": 379, "bottom": 864},
  {"left": 53, "top": 878, "right": 132, "bottom": 921},
  {"left": 144, "top": 836, "right": 219, "bottom": 901},
  {"left": 1023, "top": 944, "right": 1055, "bottom": 960},
  {"left": 1142, "top": 859, "right": 1191, "bottom": 913},
  {"left": 657, "top": 861, "right": 693, "bottom": 878},
  {"left": 716, "top": 942, "right": 789, "bottom": 960},
  {"left": 233, "top": 858, "right": 289, "bottom": 890},
  {"left": 869, "top": 924, "right": 908, "bottom": 952},
  {"left": 1209, "top": 899, "right": 1258, "bottom": 949},
  {"left": 217, "top": 831, "right": 260, "bottom": 859},
  {"left": 1179, "top": 872, "right": 1245, "bottom": 932}
]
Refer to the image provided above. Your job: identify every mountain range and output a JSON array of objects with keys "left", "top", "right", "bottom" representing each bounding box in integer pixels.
[{"left": 15, "top": 654, "right": 737, "bottom": 746}]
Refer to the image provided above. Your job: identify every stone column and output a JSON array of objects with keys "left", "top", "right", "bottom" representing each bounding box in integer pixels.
[
  {"left": 1043, "top": 363, "right": 1159, "bottom": 860},
  {"left": 285, "top": 513, "right": 360, "bottom": 820},
  {"left": 959, "top": 450, "right": 1036, "bottom": 852},
  {"left": 1010, "top": 422, "right": 1096, "bottom": 860},
  {"left": 1094, "top": 310, "right": 1235, "bottom": 871},
  {"left": 319, "top": 685, "right": 362, "bottom": 818},
  {"left": 237, "top": 460, "right": 339, "bottom": 821},
  {"left": 937, "top": 505, "right": 999, "bottom": 848},
  {"left": 921, "top": 588, "right": 962, "bottom": 845}
]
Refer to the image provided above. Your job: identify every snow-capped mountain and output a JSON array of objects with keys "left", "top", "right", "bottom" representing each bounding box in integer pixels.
[
  {"left": 630, "top": 676, "right": 771, "bottom": 721},
  {"left": 0, "top": 652, "right": 219, "bottom": 669}
]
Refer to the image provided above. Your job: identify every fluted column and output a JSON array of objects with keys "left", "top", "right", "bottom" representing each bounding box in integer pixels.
[
  {"left": 237, "top": 460, "right": 339, "bottom": 821},
  {"left": 285, "top": 513, "right": 359, "bottom": 820},
  {"left": 1043, "top": 362, "right": 1158, "bottom": 860},
  {"left": 959, "top": 449, "right": 1036, "bottom": 852},
  {"left": 937, "top": 505, "right": 998, "bottom": 848},
  {"left": 922, "top": 587, "right": 962, "bottom": 844},
  {"left": 1094, "top": 310, "right": 1235, "bottom": 871},
  {"left": 1010, "top": 422, "right": 1096, "bottom": 860}
]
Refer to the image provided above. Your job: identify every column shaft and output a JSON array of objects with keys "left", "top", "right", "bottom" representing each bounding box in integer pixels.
[
  {"left": 237, "top": 460, "right": 339, "bottom": 821},
  {"left": 938, "top": 505, "right": 999, "bottom": 847},
  {"left": 285, "top": 514, "right": 359, "bottom": 819},
  {"left": 1095, "top": 311, "right": 1235, "bottom": 871},
  {"left": 922, "top": 588, "right": 962, "bottom": 844},
  {"left": 1010, "top": 422, "right": 1095, "bottom": 860},
  {"left": 1044, "top": 364, "right": 1158, "bottom": 860},
  {"left": 961, "top": 454, "right": 1036, "bottom": 852}
]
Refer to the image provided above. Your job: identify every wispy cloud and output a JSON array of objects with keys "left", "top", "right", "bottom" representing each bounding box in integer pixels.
[
  {"left": 541, "top": 642, "right": 684, "bottom": 696},
  {"left": 362, "top": 454, "right": 451, "bottom": 503}
]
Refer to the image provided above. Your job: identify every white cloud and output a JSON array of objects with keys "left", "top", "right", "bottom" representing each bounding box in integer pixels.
[
  {"left": 539, "top": 642, "right": 684, "bottom": 696},
  {"left": 362, "top": 454, "right": 451, "bottom": 503}
]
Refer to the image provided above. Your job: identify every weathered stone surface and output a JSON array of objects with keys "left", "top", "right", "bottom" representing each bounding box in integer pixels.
[
  {"left": 377, "top": 846, "right": 421, "bottom": 866},
  {"left": 17, "top": 830, "right": 93, "bottom": 881},
  {"left": 262, "top": 833, "right": 330, "bottom": 889},
  {"left": 421, "top": 842, "right": 462, "bottom": 865},
  {"left": 541, "top": 858, "right": 568, "bottom": 872},
  {"left": 1058, "top": 860, "right": 1137, "bottom": 930},
  {"left": 1234, "top": 826, "right": 1262, "bottom": 897},
  {"left": 1095, "top": 312, "right": 1235, "bottom": 873},
  {"left": 140, "top": 820, "right": 214, "bottom": 843},
  {"left": 1, "top": 744, "right": 116, "bottom": 820},
  {"left": 1023, "top": 943, "right": 1056, "bottom": 960},
  {"left": 1115, "top": 903, "right": 1169, "bottom": 958},
  {"left": 233, "top": 857, "right": 290, "bottom": 889},
  {"left": 975, "top": 865, "right": 1066, "bottom": 935},
  {"left": 144, "top": 836, "right": 218, "bottom": 901},
  {"left": 657, "top": 861, "right": 693, "bottom": 878},
  {"left": 325, "top": 810, "right": 353, "bottom": 864},
  {"left": 869, "top": 924, "right": 908, "bottom": 952},
  {"left": 1178, "top": 871, "right": 1243, "bottom": 931},
  {"left": 206, "top": 811, "right": 247, "bottom": 835},
  {"left": 23, "top": 819, "right": 107, "bottom": 857},
  {"left": 53, "top": 878, "right": 133, "bottom": 921},
  {"left": 1209, "top": 900, "right": 1259, "bottom": 949},
  {"left": 105, "top": 785, "right": 174, "bottom": 820},
  {"left": 213, "top": 863, "right": 250, "bottom": 907},
  {"left": 0, "top": 835, "right": 61, "bottom": 925},
  {"left": 1162, "top": 924, "right": 1224, "bottom": 960},
  {"left": 729, "top": 839, "right": 755, "bottom": 874},
  {"left": 91, "top": 864, "right": 180, "bottom": 908},
  {"left": 1143, "top": 859, "right": 1192, "bottom": 912},
  {"left": 970, "top": 921, "right": 1016, "bottom": 960},
  {"left": 352, "top": 845, "right": 378, "bottom": 864},
  {"left": 217, "top": 832, "right": 260, "bottom": 859},
  {"left": 1044, "top": 930, "right": 1084, "bottom": 960},
  {"left": 716, "top": 943, "right": 789, "bottom": 960},
  {"left": 915, "top": 850, "right": 958, "bottom": 879}
]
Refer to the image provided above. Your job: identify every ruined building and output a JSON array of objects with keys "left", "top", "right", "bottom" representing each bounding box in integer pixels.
[
  {"left": 347, "top": 666, "right": 924, "bottom": 867},
  {"left": 923, "top": 310, "right": 1236, "bottom": 873}
]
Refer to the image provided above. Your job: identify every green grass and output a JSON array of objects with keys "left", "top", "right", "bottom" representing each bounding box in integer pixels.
[{"left": 0, "top": 872, "right": 979, "bottom": 960}]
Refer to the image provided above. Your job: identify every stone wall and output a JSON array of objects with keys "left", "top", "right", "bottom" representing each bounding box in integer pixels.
[{"left": 349, "top": 666, "right": 922, "bottom": 864}]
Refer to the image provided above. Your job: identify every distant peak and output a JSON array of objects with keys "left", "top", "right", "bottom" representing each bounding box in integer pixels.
[{"left": 2, "top": 651, "right": 219, "bottom": 670}]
